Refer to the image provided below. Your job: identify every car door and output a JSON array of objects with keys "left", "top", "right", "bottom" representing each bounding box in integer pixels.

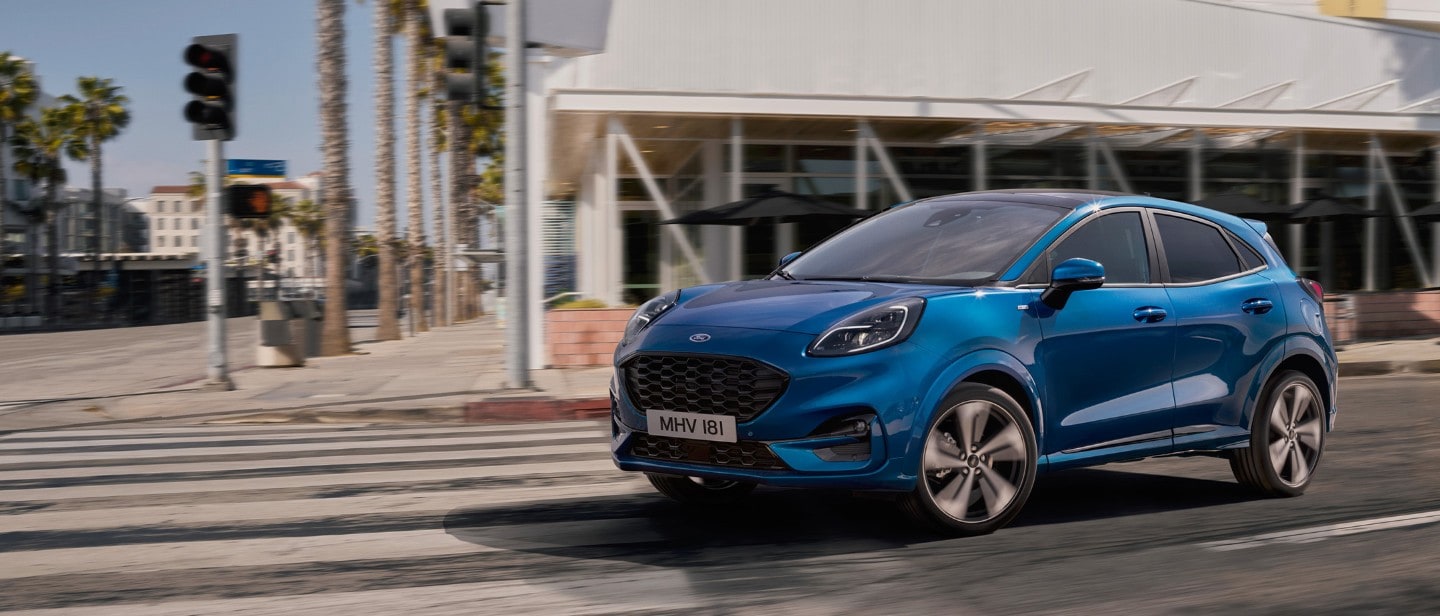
[
  {"left": 1030, "top": 210, "right": 1177, "bottom": 458},
  {"left": 1152, "top": 212, "right": 1287, "bottom": 449}
]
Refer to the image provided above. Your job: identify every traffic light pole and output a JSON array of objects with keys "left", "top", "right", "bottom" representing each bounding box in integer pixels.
[
  {"left": 204, "top": 139, "right": 233, "bottom": 390},
  {"left": 504, "top": 0, "right": 531, "bottom": 389}
]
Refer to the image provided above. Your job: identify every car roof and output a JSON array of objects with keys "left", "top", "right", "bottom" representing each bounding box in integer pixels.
[{"left": 922, "top": 189, "right": 1133, "bottom": 210}]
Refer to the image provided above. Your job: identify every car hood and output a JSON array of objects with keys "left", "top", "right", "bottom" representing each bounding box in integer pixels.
[{"left": 657, "top": 279, "right": 971, "bottom": 334}]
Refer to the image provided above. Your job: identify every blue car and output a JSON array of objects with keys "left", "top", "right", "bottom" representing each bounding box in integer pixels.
[{"left": 610, "top": 189, "right": 1337, "bottom": 535}]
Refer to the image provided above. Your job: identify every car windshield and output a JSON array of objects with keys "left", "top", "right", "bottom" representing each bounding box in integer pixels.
[{"left": 783, "top": 198, "right": 1066, "bottom": 284}]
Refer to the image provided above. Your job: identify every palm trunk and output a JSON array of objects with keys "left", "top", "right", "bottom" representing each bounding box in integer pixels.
[
  {"left": 406, "top": 3, "right": 428, "bottom": 333},
  {"left": 318, "top": 0, "right": 353, "bottom": 355},
  {"left": 374, "top": 0, "right": 401, "bottom": 340},
  {"left": 91, "top": 134, "right": 103, "bottom": 319},
  {"left": 431, "top": 92, "right": 447, "bottom": 327},
  {"left": 448, "top": 100, "right": 465, "bottom": 322},
  {"left": 44, "top": 178, "right": 60, "bottom": 322}
]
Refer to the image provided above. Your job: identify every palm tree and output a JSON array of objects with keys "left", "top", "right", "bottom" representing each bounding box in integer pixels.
[
  {"left": 61, "top": 77, "right": 130, "bottom": 255},
  {"left": 0, "top": 52, "right": 37, "bottom": 209},
  {"left": 317, "top": 0, "right": 353, "bottom": 355},
  {"left": 285, "top": 197, "right": 323, "bottom": 279},
  {"left": 429, "top": 40, "right": 448, "bottom": 327},
  {"left": 9, "top": 106, "right": 88, "bottom": 321},
  {"left": 373, "top": 0, "right": 403, "bottom": 341},
  {"left": 405, "top": 0, "right": 429, "bottom": 332},
  {"left": 1, "top": 52, "right": 38, "bottom": 311}
]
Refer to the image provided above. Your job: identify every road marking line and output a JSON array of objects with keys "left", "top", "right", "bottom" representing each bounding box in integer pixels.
[
  {"left": 0, "top": 422, "right": 601, "bottom": 448},
  {"left": 0, "top": 479, "right": 651, "bottom": 532},
  {"left": 0, "top": 420, "right": 602, "bottom": 441},
  {"left": 1199, "top": 509, "right": 1440, "bottom": 551},
  {"left": 0, "top": 517, "right": 675, "bottom": 581},
  {"left": 0, "top": 431, "right": 607, "bottom": 464},
  {"left": 0, "top": 459, "right": 620, "bottom": 502},
  {"left": 0, "top": 570, "right": 699, "bottom": 615},
  {"left": 0, "top": 443, "right": 606, "bottom": 482}
]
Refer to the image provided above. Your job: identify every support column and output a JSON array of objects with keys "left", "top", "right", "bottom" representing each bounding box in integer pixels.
[
  {"left": 861, "top": 121, "right": 914, "bottom": 204},
  {"left": 1188, "top": 130, "right": 1203, "bottom": 202},
  {"left": 855, "top": 120, "right": 868, "bottom": 210},
  {"left": 605, "top": 124, "right": 623, "bottom": 306},
  {"left": 700, "top": 141, "right": 730, "bottom": 284},
  {"left": 1289, "top": 133, "right": 1306, "bottom": 275},
  {"left": 728, "top": 118, "right": 742, "bottom": 281},
  {"left": 1087, "top": 126, "right": 1099, "bottom": 190},
  {"left": 1433, "top": 144, "right": 1440, "bottom": 286},
  {"left": 1364, "top": 138, "right": 1379, "bottom": 290},
  {"left": 973, "top": 123, "right": 987, "bottom": 191},
  {"left": 1372, "top": 139, "right": 1434, "bottom": 288}
]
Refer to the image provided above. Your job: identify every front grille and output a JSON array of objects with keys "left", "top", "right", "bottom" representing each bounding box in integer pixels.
[
  {"left": 622, "top": 353, "right": 788, "bottom": 421},
  {"left": 629, "top": 433, "right": 789, "bottom": 470}
]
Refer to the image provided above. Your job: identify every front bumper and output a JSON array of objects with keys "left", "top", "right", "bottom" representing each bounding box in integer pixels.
[{"left": 609, "top": 324, "right": 927, "bottom": 492}]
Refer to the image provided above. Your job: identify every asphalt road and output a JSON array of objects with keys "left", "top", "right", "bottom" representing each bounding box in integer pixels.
[{"left": 0, "top": 375, "right": 1437, "bottom": 614}]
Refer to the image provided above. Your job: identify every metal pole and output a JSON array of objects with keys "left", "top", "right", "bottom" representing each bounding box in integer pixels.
[
  {"left": 504, "top": 0, "right": 531, "bottom": 388},
  {"left": 204, "top": 141, "right": 232, "bottom": 390},
  {"left": 1364, "top": 138, "right": 1379, "bottom": 290}
]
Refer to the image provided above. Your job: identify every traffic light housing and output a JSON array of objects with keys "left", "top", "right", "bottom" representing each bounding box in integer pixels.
[
  {"left": 226, "top": 185, "right": 273, "bottom": 219},
  {"left": 183, "top": 34, "right": 237, "bottom": 141},
  {"left": 442, "top": 3, "right": 489, "bottom": 104}
]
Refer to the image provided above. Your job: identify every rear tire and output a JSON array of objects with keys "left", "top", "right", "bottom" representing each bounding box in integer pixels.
[
  {"left": 1230, "top": 370, "right": 1325, "bottom": 497},
  {"left": 645, "top": 473, "right": 756, "bottom": 506},
  {"left": 899, "top": 383, "right": 1037, "bottom": 536}
]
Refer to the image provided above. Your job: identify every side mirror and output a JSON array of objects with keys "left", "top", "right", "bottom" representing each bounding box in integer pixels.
[
  {"left": 778, "top": 251, "right": 802, "bottom": 268},
  {"left": 1040, "top": 258, "right": 1105, "bottom": 310}
]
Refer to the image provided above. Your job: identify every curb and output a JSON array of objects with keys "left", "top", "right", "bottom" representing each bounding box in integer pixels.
[
  {"left": 464, "top": 397, "right": 610, "bottom": 423},
  {"left": 1338, "top": 359, "right": 1440, "bottom": 377}
]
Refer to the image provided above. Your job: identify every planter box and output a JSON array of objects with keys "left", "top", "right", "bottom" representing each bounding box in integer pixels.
[
  {"left": 546, "top": 308, "right": 631, "bottom": 367},
  {"left": 1324, "top": 290, "right": 1440, "bottom": 342}
]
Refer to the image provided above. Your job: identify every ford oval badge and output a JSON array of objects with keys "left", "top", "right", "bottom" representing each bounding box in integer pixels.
[{"left": 689, "top": 333, "right": 711, "bottom": 343}]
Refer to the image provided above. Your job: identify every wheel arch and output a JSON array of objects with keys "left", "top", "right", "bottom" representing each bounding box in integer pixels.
[
  {"left": 907, "top": 349, "right": 1045, "bottom": 462},
  {"left": 1250, "top": 339, "right": 1335, "bottom": 432}
]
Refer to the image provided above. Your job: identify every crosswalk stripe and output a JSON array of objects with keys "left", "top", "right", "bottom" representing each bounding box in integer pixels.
[
  {"left": 0, "top": 478, "right": 651, "bottom": 533},
  {"left": 0, "top": 430, "right": 607, "bottom": 465},
  {"left": 0, "top": 442, "right": 605, "bottom": 482},
  {"left": 1, "top": 516, "right": 677, "bottom": 581},
  {"left": 0, "top": 459, "right": 619, "bottom": 502},
  {"left": 0, "top": 570, "right": 700, "bottom": 615},
  {"left": 0, "top": 421, "right": 603, "bottom": 444}
]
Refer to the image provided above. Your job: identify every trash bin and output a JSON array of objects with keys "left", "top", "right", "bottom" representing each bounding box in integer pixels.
[
  {"left": 290, "top": 300, "right": 323, "bottom": 358},
  {"left": 256, "top": 300, "right": 304, "bottom": 367}
]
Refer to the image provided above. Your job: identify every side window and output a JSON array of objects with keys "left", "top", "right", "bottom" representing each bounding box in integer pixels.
[
  {"left": 1156, "top": 214, "right": 1242, "bottom": 283},
  {"left": 1229, "top": 232, "right": 1266, "bottom": 270},
  {"left": 1047, "top": 211, "right": 1149, "bottom": 284}
]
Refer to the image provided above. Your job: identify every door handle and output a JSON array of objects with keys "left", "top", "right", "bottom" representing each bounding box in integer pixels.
[
  {"left": 1132, "top": 306, "right": 1167, "bottom": 323},
  {"left": 1242, "top": 298, "right": 1274, "bottom": 315}
]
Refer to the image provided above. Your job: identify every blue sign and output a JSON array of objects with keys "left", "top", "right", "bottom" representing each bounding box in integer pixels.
[{"left": 226, "top": 159, "right": 287, "bottom": 177}]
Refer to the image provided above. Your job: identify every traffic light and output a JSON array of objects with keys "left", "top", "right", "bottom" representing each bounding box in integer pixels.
[
  {"left": 183, "top": 34, "right": 237, "bottom": 141},
  {"left": 226, "top": 185, "right": 273, "bottom": 219},
  {"left": 442, "top": 3, "right": 488, "bottom": 104}
]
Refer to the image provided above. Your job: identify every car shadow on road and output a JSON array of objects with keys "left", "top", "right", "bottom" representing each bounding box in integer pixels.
[{"left": 442, "top": 467, "right": 1258, "bottom": 566}]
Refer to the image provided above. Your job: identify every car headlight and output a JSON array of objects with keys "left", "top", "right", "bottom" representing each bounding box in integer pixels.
[
  {"left": 808, "top": 297, "right": 925, "bottom": 357},
  {"left": 621, "top": 291, "right": 678, "bottom": 345}
]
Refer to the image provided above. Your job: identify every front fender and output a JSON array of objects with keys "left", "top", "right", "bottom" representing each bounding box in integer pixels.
[{"left": 897, "top": 349, "right": 1045, "bottom": 474}]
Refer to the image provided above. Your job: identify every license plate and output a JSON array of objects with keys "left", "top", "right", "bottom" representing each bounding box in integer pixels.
[{"left": 648, "top": 410, "right": 737, "bottom": 443}]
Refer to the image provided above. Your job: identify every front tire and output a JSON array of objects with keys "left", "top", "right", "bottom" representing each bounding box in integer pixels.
[
  {"left": 900, "top": 384, "right": 1038, "bottom": 536},
  {"left": 645, "top": 473, "right": 756, "bottom": 506},
  {"left": 1230, "top": 370, "right": 1325, "bottom": 496}
]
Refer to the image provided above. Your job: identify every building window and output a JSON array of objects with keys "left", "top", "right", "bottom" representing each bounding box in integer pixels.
[
  {"left": 157, "top": 218, "right": 165, "bottom": 231},
  {"left": 157, "top": 201, "right": 165, "bottom": 213},
  {"left": 191, "top": 236, "right": 198, "bottom": 247},
  {"left": 193, "top": 200, "right": 202, "bottom": 212},
  {"left": 192, "top": 218, "right": 199, "bottom": 230},
  {"left": 288, "top": 232, "right": 296, "bottom": 244},
  {"left": 158, "top": 236, "right": 166, "bottom": 247},
  {"left": 287, "top": 250, "right": 294, "bottom": 262}
]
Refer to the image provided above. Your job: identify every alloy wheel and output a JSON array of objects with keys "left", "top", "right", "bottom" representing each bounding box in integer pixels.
[
  {"left": 922, "top": 399, "right": 1030, "bottom": 524},
  {"left": 1266, "top": 381, "right": 1324, "bottom": 487}
]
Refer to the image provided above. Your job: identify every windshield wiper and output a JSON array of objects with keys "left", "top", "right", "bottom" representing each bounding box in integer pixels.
[{"left": 773, "top": 269, "right": 797, "bottom": 281}]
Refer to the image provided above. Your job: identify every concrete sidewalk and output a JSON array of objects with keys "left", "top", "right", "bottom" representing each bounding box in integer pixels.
[{"left": 1, "top": 313, "right": 1436, "bottom": 433}]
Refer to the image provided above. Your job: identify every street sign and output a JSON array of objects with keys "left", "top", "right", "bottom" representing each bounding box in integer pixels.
[{"left": 226, "top": 159, "right": 287, "bottom": 178}]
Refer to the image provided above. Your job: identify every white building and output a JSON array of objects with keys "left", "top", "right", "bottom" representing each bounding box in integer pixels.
[{"left": 137, "top": 173, "right": 322, "bottom": 286}]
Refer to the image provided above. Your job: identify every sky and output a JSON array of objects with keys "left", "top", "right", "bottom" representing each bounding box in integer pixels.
[{"left": 0, "top": 0, "right": 403, "bottom": 230}]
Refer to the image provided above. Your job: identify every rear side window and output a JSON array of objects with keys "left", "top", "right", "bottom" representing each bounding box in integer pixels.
[
  {"left": 1155, "top": 214, "right": 1242, "bottom": 283},
  {"left": 1047, "top": 212, "right": 1150, "bottom": 284},
  {"left": 1231, "top": 234, "right": 1266, "bottom": 270}
]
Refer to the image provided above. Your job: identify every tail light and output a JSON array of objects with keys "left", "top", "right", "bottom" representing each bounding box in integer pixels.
[{"left": 1297, "top": 278, "right": 1323, "bottom": 302}]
